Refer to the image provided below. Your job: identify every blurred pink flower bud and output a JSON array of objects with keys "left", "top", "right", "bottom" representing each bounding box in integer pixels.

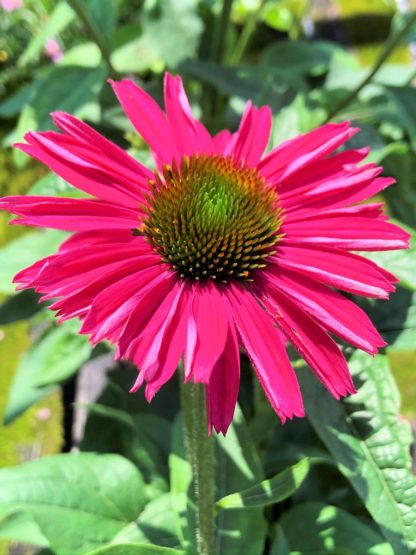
[
  {"left": 44, "top": 38, "right": 63, "bottom": 63},
  {"left": 36, "top": 407, "right": 52, "bottom": 422},
  {"left": 1, "top": 0, "right": 22, "bottom": 11}
]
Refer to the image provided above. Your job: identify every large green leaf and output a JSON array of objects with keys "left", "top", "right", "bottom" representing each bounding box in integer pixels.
[
  {"left": 85, "top": 545, "right": 185, "bottom": 555},
  {"left": 4, "top": 321, "right": 91, "bottom": 424},
  {"left": 279, "top": 502, "right": 394, "bottom": 555},
  {"left": 300, "top": 351, "right": 416, "bottom": 553},
  {"left": 0, "top": 453, "right": 147, "bottom": 554},
  {"left": 0, "top": 230, "right": 65, "bottom": 295},
  {"left": 215, "top": 458, "right": 310, "bottom": 510}
]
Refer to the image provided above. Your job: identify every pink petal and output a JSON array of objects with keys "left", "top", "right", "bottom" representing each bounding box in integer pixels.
[
  {"left": 263, "top": 269, "right": 386, "bottom": 354},
  {"left": 227, "top": 282, "right": 304, "bottom": 421},
  {"left": 282, "top": 207, "right": 409, "bottom": 251},
  {"left": 15, "top": 131, "right": 146, "bottom": 208},
  {"left": 2, "top": 196, "right": 140, "bottom": 231},
  {"left": 260, "top": 288, "right": 356, "bottom": 399},
  {"left": 232, "top": 101, "right": 272, "bottom": 167},
  {"left": 164, "top": 73, "right": 213, "bottom": 156},
  {"left": 131, "top": 282, "right": 191, "bottom": 399},
  {"left": 51, "top": 111, "right": 153, "bottom": 183},
  {"left": 109, "top": 78, "right": 178, "bottom": 166},
  {"left": 117, "top": 271, "right": 177, "bottom": 357},
  {"left": 81, "top": 266, "right": 170, "bottom": 344},
  {"left": 206, "top": 320, "right": 240, "bottom": 435},
  {"left": 184, "top": 281, "right": 230, "bottom": 384},
  {"left": 259, "top": 122, "right": 356, "bottom": 182},
  {"left": 273, "top": 244, "right": 397, "bottom": 298}
]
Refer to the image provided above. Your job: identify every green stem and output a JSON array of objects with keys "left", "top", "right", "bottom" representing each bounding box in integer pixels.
[
  {"left": 228, "top": 0, "right": 268, "bottom": 65},
  {"left": 211, "top": 0, "right": 233, "bottom": 63},
  {"left": 67, "top": 0, "right": 119, "bottom": 77},
  {"left": 325, "top": 11, "right": 416, "bottom": 122},
  {"left": 181, "top": 381, "right": 215, "bottom": 555}
]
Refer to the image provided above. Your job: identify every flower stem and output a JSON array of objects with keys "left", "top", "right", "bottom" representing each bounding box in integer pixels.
[
  {"left": 67, "top": 0, "right": 119, "bottom": 78},
  {"left": 180, "top": 381, "right": 215, "bottom": 555},
  {"left": 228, "top": 0, "right": 268, "bottom": 65},
  {"left": 325, "top": 11, "right": 416, "bottom": 122}
]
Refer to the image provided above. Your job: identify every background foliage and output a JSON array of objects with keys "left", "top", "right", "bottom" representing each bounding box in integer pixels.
[{"left": 0, "top": 0, "right": 416, "bottom": 554}]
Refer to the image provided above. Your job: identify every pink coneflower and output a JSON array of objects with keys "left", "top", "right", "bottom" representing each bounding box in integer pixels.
[
  {"left": 44, "top": 38, "right": 63, "bottom": 63},
  {"left": 1, "top": 0, "right": 22, "bottom": 12},
  {"left": 0, "top": 74, "right": 409, "bottom": 434}
]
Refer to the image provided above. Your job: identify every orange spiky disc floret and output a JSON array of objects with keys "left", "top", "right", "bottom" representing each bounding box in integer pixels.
[{"left": 141, "top": 154, "right": 283, "bottom": 282}]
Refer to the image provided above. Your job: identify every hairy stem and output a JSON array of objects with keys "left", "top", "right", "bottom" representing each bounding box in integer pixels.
[
  {"left": 181, "top": 381, "right": 215, "bottom": 555},
  {"left": 325, "top": 11, "right": 416, "bottom": 122}
]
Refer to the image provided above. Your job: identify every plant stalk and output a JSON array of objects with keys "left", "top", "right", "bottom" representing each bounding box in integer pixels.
[
  {"left": 180, "top": 381, "right": 215, "bottom": 555},
  {"left": 228, "top": 0, "right": 268, "bottom": 65},
  {"left": 325, "top": 11, "right": 416, "bottom": 122},
  {"left": 67, "top": 0, "right": 119, "bottom": 78}
]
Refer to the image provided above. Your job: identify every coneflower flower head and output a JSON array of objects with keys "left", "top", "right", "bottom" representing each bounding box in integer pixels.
[{"left": 0, "top": 73, "right": 409, "bottom": 434}]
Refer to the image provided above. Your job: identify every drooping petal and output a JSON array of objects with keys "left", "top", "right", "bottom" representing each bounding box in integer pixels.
[
  {"left": 272, "top": 244, "right": 397, "bottom": 298},
  {"left": 263, "top": 269, "right": 386, "bottom": 354},
  {"left": 128, "top": 282, "right": 191, "bottom": 400},
  {"left": 109, "top": 78, "right": 179, "bottom": 166},
  {"left": 81, "top": 266, "right": 171, "bottom": 345},
  {"left": 227, "top": 283, "right": 304, "bottom": 421},
  {"left": 206, "top": 320, "right": 240, "bottom": 435},
  {"left": 260, "top": 288, "right": 356, "bottom": 399},
  {"left": 184, "top": 281, "right": 230, "bottom": 384}
]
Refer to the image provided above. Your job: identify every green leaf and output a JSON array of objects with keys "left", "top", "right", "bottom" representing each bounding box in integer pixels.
[
  {"left": 112, "top": 0, "right": 202, "bottom": 72},
  {"left": 16, "top": 65, "right": 107, "bottom": 136},
  {"left": 380, "top": 145, "right": 416, "bottom": 229},
  {"left": 169, "top": 415, "right": 195, "bottom": 553},
  {"left": 0, "top": 230, "right": 66, "bottom": 295},
  {"left": 300, "top": 351, "right": 416, "bottom": 554},
  {"left": 86, "top": 0, "right": 117, "bottom": 36},
  {"left": 365, "top": 222, "right": 416, "bottom": 292},
  {"left": 279, "top": 502, "right": 394, "bottom": 555},
  {"left": 215, "top": 458, "right": 310, "bottom": 510},
  {"left": 0, "top": 290, "right": 43, "bottom": 325},
  {"left": 82, "top": 402, "right": 169, "bottom": 491},
  {"left": 30, "top": 323, "right": 92, "bottom": 386},
  {"left": 0, "top": 510, "right": 50, "bottom": 548},
  {"left": 112, "top": 494, "right": 180, "bottom": 548},
  {"left": 367, "top": 287, "right": 416, "bottom": 352},
  {"left": 18, "top": 2, "right": 75, "bottom": 67},
  {"left": 4, "top": 322, "right": 91, "bottom": 424},
  {"left": 261, "top": 40, "right": 345, "bottom": 77},
  {"left": 28, "top": 172, "right": 88, "bottom": 198},
  {"left": 0, "top": 453, "right": 147, "bottom": 554},
  {"left": 386, "top": 86, "right": 416, "bottom": 150},
  {"left": 85, "top": 545, "right": 185, "bottom": 555},
  {"left": 214, "top": 407, "right": 268, "bottom": 555}
]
